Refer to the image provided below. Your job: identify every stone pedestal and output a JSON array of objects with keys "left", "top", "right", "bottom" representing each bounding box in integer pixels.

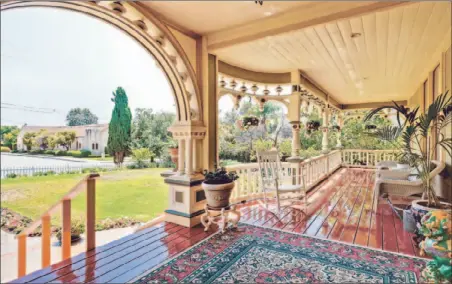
[{"left": 164, "top": 174, "right": 206, "bottom": 227}]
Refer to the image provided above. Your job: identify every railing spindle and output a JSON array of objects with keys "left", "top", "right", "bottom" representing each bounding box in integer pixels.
[
  {"left": 18, "top": 235, "right": 26, "bottom": 277},
  {"left": 62, "top": 199, "right": 71, "bottom": 260},
  {"left": 86, "top": 178, "right": 96, "bottom": 251},
  {"left": 41, "top": 215, "right": 51, "bottom": 268}
]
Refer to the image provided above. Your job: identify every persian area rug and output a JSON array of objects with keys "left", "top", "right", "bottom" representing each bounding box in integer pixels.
[{"left": 134, "top": 223, "right": 427, "bottom": 283}]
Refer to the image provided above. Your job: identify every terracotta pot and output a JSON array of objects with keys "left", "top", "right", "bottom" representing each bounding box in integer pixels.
[
  {"left": 168, "top": 147, "right": 178, "bottom": 171},
  {"left": 202, "top": 182, "right": 235, "bottom": 209}
]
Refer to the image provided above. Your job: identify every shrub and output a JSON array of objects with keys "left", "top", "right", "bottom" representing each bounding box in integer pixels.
[
  {"left": 44, "top": 150, "right": 55, "bottom": 155},
  {"left": 29, "top": 149, "right": 44, "bottom": 155},
  {"left": 6, "top": 173, "right": 18, "bottom": 178},
  {"left": 80, "top": 150, "right": 91, "bottom": 157},
  {"left": 1, "top": 146, "right": 11, "bottom": 152},
  {"left": 11, "top": 149, "right": 18, "bottom": 153},
  {"left": 67, "top": 150, "right": 81, "bottom": 157},
  {"left": 54, "top": 150, "right": 67, "bottom": 156},
  {"left": 55, "top": 218, "right": 85, "bottom": 242}
]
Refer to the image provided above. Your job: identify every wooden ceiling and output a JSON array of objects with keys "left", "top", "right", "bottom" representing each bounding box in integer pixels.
[
  {"left": 142, "top": 1, "right": 309, "bottom": 34},
  {"left": 213, "top": 2, "right": 451, "bottom": 104}
]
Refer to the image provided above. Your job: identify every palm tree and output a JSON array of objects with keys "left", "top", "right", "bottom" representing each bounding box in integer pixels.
[{"left": 364, "top": 91, "right": 451, "bottom": 207}]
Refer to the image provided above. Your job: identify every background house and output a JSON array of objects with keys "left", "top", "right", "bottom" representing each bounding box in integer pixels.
[{"left": 16, "top": 124, "right": 109, "bottom": 156}]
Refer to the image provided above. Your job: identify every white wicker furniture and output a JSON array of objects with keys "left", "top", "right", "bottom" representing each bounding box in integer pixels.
[
  {"left": 373, "top": 160, "right": 446, "bottom": 206},
  {"left": 256, "top": 150, "right": 307, "bottom": 213}
]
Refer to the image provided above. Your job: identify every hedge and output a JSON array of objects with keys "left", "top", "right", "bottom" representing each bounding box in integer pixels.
[{"left": 1, "top": 146, "right": 11, "bottom": 152}]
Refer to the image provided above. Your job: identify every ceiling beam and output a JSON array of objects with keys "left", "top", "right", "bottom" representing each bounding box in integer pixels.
[
  {"left": 342, "top": 101, "right": 407, "bottom": 110},
  {"left": 207, "top": 1, "right": 410, "bottom": 51},
  {"left": 218, "top": 61, "right": 291, "bottom": 84}
]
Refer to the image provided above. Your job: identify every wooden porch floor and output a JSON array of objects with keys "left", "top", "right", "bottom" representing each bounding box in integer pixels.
[{"left": 12, "top": 168, "right": 422, "bottom": 283}]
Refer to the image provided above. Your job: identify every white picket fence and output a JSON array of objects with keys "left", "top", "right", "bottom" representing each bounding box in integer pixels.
[{"left": 1, "top": 163, "right": 119, "bottom": 178}]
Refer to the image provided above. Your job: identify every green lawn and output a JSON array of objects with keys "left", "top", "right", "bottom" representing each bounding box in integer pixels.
[{"left": 1, "top": 168, "right": 169, "bottom": 223}]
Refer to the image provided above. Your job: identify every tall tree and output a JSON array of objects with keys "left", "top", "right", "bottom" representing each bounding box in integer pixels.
[
  {"left": 55, "top": 131, "right": 76, "bottom": 150},
  {"left": 66, "top": 108, "right": 99, "bottom": 126},
  {"left": 131, "top": 108, "right": 175, "bottom": 160},
  {"left": 107, "top": 87, "right": 132, "bottom": 165},
  {"left": 1, "top": 126, "right": 20, "bottom": 149},
  {"left": 22, "top": 132, "right": 37, "bottom": 150}
]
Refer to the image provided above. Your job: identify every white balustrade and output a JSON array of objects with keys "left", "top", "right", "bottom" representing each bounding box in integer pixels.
[{"left": 225, "top": 149, "right": 395, "bottom": 201}]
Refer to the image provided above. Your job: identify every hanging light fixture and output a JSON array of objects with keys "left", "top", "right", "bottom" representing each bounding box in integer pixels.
[{"left": 255, "top": 1, "right": 263, "bottom": 6}]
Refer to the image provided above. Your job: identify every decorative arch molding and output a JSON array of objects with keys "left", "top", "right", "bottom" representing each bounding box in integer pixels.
[{"left": 0, "top": 0, "right": 202, "bottom": 122}]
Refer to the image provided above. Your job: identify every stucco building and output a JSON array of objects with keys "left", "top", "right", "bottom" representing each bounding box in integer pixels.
[{"left": 16, "top": 124, "right": 109, "bottom": 156}]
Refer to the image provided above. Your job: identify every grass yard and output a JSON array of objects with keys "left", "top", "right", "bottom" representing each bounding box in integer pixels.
[{"left": 1, "top": 168, "right": 169, "bottom": 223}]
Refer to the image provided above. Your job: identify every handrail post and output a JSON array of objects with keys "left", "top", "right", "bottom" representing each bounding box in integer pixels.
[
  {"left": 18, "top": 235, "right": 26, "bottom": 277},
  {"left": 62, "top": 199, "right": 71, "bottom": 260},
  {"left": 41, "top": 215, "right": 51, "bottom": 268},
  {"left": 86, "top": 178, "right": 96, "bottom": 251}
]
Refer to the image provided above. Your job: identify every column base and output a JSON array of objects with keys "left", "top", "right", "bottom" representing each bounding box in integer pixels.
[
  {"left": 321, "top": 149, "right": 330, "bottom": 154},
  {"left": 286, "top": 156, "right": 304, "bottom": 163}
]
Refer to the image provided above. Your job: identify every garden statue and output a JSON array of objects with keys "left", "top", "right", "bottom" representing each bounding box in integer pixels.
[{"left": 419, "top": 210, "right": 452, "bottom": 283}]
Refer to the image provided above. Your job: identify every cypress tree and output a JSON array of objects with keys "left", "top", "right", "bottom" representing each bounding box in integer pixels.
[{"left": 107, "top": 87, "right": 132, "bottom": 165}]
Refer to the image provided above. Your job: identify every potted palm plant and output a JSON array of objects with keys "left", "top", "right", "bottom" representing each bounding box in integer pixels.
[
  {"left": 364, "top": 91, "right": 452, "bottom": 217},
  {"left": 202, "top": 168, "right": 239, "bottom": 209}
]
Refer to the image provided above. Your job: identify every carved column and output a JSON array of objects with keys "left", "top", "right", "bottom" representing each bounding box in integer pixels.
[
  {"left": 178, "top": 138, "right": 186, "bottom": 175},
  {"left": 322, "top": 108, "right": 330, "bottom": 153},
  {"left": 291, "top": 122, "right": 301, "bottom": 157},
  {"left": 185, "top": 138, "right": 193, "bottom": 176},
  {"left": 336, "top": 115, "right": 343, "bottom": 149}
]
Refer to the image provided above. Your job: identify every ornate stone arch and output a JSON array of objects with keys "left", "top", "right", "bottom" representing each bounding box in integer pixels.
[{"left": 0, "top": 1, "right": 201, "bottom": 122}]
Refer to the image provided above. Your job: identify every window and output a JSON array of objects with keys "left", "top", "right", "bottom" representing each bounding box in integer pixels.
[{"left": 92, "top": 143, "right": 95, "bottom": 149}]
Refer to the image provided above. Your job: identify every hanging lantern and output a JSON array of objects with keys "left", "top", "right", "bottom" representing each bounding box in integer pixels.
[
  {"left": 241, "top": 116, "right": 259, "bottom": 130},
  {"left": 276, "top": 85, "right": 283, "bottom": 95},
  {"left": 219, "top": 77, "right": 226, "bottom": 88},
  {"left": 230, "top": 79, "right": 237, "bottom": 90},
  {"left": 234, "top": 95, "right": 242, "bottom": 110},
  {"left": 259, "top": 98, "right": 266, "bottom": 112},
  {"left": 251, "top": 84, "right": 259, "bottom": 94},
  {"left": 240, "top": 83, "right": 247, "bottom": 93},
  {"left": 263, "top": 86, "right": 270, "bottom": 96}
]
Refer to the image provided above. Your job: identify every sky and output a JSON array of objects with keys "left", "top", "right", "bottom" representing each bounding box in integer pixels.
[{"left": 1, "top": 7, "right": 178, "bottom": 126}]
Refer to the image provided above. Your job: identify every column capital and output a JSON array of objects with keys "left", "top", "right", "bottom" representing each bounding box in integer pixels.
[{"left": 168, "top": 121, "right": 206, "bottom": 139}]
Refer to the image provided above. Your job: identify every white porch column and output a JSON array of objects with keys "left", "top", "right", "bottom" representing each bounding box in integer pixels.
[
  {"left": 336, "top": 115, "right": 343, "bottom": 149},
  {"left": 322, "top": 108, "right": 330, "bottom": 153},
  {"left": 193, "top": 139, "right": 202, "bottom": 173},
  {"left": 178, "top": 138, "right": 186, "bottom": 175},
  {"left": 291, "top": 122, "right": 301, "bottom": 157},
  {"left": 185, "top": 138, "right": 193, "bottom": 176}
]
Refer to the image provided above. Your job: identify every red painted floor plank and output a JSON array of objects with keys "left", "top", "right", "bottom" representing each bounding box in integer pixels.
[
  {"left": 315, "top": 171, "right": 361, "bottom": 238},
  {"left": 328, "top": 172, "right": 366, "bottom": 240},
  {"left": 381, "top": 204, "right": 399, "bottom": 253},
  {"left": 339, "top": 171, "right": 372, "bottom": 243},
  {"left": 391, "top": 207, "right": 415, "bottom": 256},
  {"left": 354, "top": 173, "right": 376, "bottom": 246}
]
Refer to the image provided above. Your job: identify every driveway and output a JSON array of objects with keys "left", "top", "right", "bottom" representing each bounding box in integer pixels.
[{"left": 1, "top": 153, "right": 112, "bottom": 167}]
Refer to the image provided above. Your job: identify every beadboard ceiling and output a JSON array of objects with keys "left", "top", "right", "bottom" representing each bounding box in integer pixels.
[
  {"left": 143, "top": 1, "right": 310, "bottom": 34},
  {"left": 213, "top": 2, "right": 451, "bottom": 104}
]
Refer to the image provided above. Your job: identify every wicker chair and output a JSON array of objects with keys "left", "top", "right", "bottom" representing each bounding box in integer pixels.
[{"left": 373, "top": 160, "right": 446, "bottom": 206}]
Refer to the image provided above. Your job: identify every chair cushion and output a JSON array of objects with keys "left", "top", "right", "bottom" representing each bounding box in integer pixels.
[
  {"left": 264, "top": 184, "right": 303, "bottom": 192},
  {"left": 379, "top": 169, "right": 412, "bottom": 180}
]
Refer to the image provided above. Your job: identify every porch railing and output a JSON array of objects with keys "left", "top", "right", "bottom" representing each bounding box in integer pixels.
[
  {"left": 341, "top": 149, "right": 397, "bottom": 167},
  {"left": 225, "top": 150, "right": 342, "bottom": 201},
  {"left": 225, "top": 149, "right": 394, "bottom": 201},
  {"left": 15, "top": 173, "right": 99, "bottom": 278}
]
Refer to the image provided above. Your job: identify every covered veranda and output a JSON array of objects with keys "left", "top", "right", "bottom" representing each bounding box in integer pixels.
[{"left": 2, "top": 0, "right": 451, "bottom": 283}]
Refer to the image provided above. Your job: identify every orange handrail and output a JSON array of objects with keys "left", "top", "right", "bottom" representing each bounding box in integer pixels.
[{"left": 16, "top": 173, "right": 100, "bottom": 278}]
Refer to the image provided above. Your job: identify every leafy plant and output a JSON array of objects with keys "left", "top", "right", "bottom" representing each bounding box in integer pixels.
[
  {"left": 1, "top": 146, "right": 11, "bottom": 152},
  {"left": 131, "top": 148, "right": 154, "bottom": 168},
  {"left": 80, "top": 150, "right": 91, "bottom": 157},
  {"left": 54, "top": 150, "right": 68, "bottom": 156},
  {"left": 56, "top": 218, "right": 85, "bottom": 242},
  {"left": 203, "top": 168, "right": 239, "bottom": 185},
  {"left": 365, "top": 91, "right": 451, "bottom": 207}
]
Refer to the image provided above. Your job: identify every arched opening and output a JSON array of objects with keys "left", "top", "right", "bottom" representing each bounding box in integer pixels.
[
  {"left": 0, "top": 1, "right": 200, "bottom": 122},
  {"left": 0, "top": 3, "right": 201, "bottom": 281}
]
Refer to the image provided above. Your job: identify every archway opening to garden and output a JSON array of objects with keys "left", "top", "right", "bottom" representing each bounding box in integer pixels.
[{"left": 0, "top": 5, "right": 188, "bottom": 281}]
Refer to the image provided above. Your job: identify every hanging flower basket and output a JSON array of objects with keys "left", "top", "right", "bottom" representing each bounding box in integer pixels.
[
  {"left": 365, "top": 124, "right": 377, "bottom": 131},
  {"left": 241, "top": 116, "right": 259, "bottom": 130},
  {"left": 306, "top": 120, "right": 320, "bottom": 131},
  {"left": 331, "top": 125, "right": 341, "bottom": 132}
]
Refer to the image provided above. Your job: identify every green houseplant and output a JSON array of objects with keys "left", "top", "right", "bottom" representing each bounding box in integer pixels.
[
  {"left": 202, "top": 168, "right": 239, "bottom": 209},
  {"left": 56, "top": 218, "right": 85, "bottom": 244},
  {"left": 167, "top": 140, "right": 179, "bottom": 172},
  {"left": 364, "top": 91, "right": 451, "bottom": 210}
]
